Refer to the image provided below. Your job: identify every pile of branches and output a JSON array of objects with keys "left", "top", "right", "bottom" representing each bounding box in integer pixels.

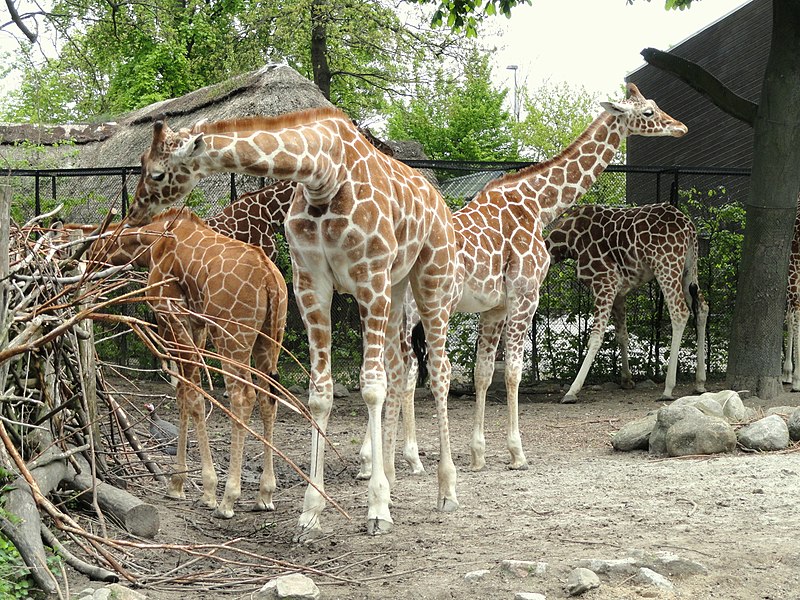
[{"left": 0, "top": 193, "right": 332, "bottom": 598}]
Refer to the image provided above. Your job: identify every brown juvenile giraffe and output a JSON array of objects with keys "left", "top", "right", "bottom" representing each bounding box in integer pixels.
[
  {"left": 127, "top": 108, "right": 461, "bottom": 539},
  {"left": 546, "top": 203, "right": 708, "bottom": 403},
  {"left": 84, "top": 208, "right": 288, "bottom": 519},
  {"left": 398, "top": 83, "right": 687, "bottom": 473},
  {"left": 782, "top": 193, "right": 800, "bottom": 390}
]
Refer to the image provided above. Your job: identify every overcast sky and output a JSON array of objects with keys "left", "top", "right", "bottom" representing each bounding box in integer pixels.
[{"left": 489, "top": 0, "right": 752, "bottom": 101}]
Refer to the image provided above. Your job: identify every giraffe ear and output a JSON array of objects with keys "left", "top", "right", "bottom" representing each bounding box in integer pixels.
[
  {"left": 600, "top": 101, "right": 630, "bottom": 116},
  {"left": 625, "top": 82, "right": 645, "bottom": 101},
  {"left": 151, "top": 120, "right": 167, "bottom": 154},
  {"left": 173, "top": 133, "right": 206, "bottom": 160}
]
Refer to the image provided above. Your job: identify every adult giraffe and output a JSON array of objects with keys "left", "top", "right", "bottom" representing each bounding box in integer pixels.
[
  {"left": 127, "top": 108, "right": 461, "bottom": 539},
  {"left": 401, "top": 83, "right": 687, "bottom": 472},
  {"left": 83, "top": 208, "right": 287, "bottom": 519},
  {"left": 546, "top": 203, "right": 708, "bottom": 403}
]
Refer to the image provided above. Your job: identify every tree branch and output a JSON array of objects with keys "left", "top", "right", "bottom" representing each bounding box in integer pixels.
[
  {"left": 4, "top": 0, "right": 37, "bottom": 43},
  {"left": 640, "top": 47, "right": 758, "bottom": 127}
]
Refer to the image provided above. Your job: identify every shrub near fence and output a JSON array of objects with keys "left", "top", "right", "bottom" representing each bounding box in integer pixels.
[{"left": 5, "top": 163, "right": 749, "bottom": 391}]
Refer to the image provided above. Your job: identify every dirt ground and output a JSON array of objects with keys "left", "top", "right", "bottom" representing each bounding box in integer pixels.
[{"left": 67, "top": 377, "right": 800, "bottom": 600}]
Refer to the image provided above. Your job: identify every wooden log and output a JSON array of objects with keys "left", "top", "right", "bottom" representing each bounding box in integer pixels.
[{"left": 63, "top": 454, "right": 160, "bottom": 539}]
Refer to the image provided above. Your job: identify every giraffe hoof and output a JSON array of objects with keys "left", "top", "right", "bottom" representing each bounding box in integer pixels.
[
  {"left": 560, "top": 394, "right": 578, "bottom": 404},
  {"left": 658, "top": 394, "right": 674, "bottom": 402},
  {"left": 355, "top": 469, "right": 371, "bottom": 480},
  {"left": 213, "top": 507, "right": 235, "bottom": 520},
  {"left": 509, "top": 461, "right": 529, "bottom": 471},
  {"left": 366, "top": 517, "right": 393, "bottom": 536},
  {"left": 294, "top": 524, "right": 325, "bottom": 544},
  {"left": 254, "top": 500, "right": 276, "bottom": 512},
  {"left": 621, "top": 380, "right": 635, "bottom": 390},
  {"left": 438, "top": 497, "right": 459, "bottom": 513}
]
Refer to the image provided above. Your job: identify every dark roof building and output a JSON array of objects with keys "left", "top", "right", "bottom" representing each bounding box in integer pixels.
[{"left": 625, "top": 0, "right": 767, "bottom": 206}]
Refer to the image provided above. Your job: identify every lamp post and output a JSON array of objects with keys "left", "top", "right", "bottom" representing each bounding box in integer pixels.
[{"left": 507, "top": 64, "right": 519, "bottom": 121}]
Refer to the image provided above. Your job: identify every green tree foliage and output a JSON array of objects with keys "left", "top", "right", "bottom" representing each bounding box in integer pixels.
[
  {"left": 386, "top": 49, "right": 518, "bottom": 160},
  {"left": 1, "top": 0, "right": 469, "bottom": 122}
]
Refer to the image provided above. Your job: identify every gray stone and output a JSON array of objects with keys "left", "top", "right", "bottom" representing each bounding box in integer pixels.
[
  {"left": 612, "top": 414, "right": 657, "bottom": 451},
  {"left": 575, "top": 557, "right": 637, "bottom": 575},
  {"left": 515, "top": 594, "right": 546, "bottom": 600},
  {"left": 565, "top": 567, "right": 600, "bottom": 596},
  {"left": 635, "top": 567, "right": 674, "bottom": 591},
  {"left": 766, "top": 405, "right": 796, "bottom": 418},
  {"left": 464, "top": 569, "right": 491, "bottom": 583},
  {"left": 501, "top": 559, "right": 547, "bottom": 577},
  {"left": 665, "top": 415, "right": 736, "bottom": 456},
  {"left": 671, "top": 394, "right": 725, "bottom": 418},
  {"left": 649, "top": 404, "right": 705, "bottom": 455},
  {"left": 257, "top": 574, "right": 320, "bottom": 600},
  {"left": 637, "top": 379, "right": 660, "bottom": 390},
  {"left": 737, "top": 414, "right": 790, "bottom": 451},
  {"left": 641, "top": 551, "right": 708, "bottom": 577},
  {"left": 332, "top": 383, "right": 350, "bottom": 398},
  {"left": 788, "top": 407, "right": 800, "bottom": 441},
  {"left": 105, "top": 585, "right": 148, "bottom": 600}
]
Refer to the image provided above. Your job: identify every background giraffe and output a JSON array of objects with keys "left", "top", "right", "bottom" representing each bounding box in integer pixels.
[
  {"left": 782, "top": 193, "right": 800, "bottom": 390},
  {"left": 127, "top": 108, "right": 461, "bottom": 539},
  {"left": 546, "top": 203, "right": 708, "bottom": 403},
  {"left": 402, "top": 83, "right": 687, "bottom": 472},
  {"left": 84, "top": 208, "right": 287, "bottom": 519}
]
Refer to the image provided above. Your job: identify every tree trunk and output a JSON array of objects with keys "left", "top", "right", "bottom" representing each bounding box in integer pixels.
[
  {"left": 310, "top": 0, "right": 332, "bottom": 99},
  {"left": 727, "top": 0, "right": 800, "bottom": 399}
]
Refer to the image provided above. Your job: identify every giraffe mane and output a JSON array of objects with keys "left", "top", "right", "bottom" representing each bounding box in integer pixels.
[
  {"left": 483, "top": 113, "right": 614, "bottom": 191},
  {"left": 148, "top": 207, "right": 206, "bottom": 227},
  {"left": 192, "top": 107, "right": 350, "bottom": 134}
]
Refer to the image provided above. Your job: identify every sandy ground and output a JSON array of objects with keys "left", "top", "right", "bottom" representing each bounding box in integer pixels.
[{"left": 66, "top": 378, "right": 800, "bottom": 600}]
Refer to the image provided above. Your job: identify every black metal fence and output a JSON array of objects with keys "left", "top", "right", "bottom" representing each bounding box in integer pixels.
[{"left": 3, "top": 162, "right": 750, "bottom": 390}]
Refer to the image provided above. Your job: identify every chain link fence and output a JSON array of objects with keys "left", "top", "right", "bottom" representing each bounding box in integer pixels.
[{"left": 4, "top": 162, "right": 750, "bottom": 391}]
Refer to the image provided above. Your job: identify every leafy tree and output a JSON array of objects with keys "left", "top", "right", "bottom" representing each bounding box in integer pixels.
[
  {"left": 1, "top": 0, "right": 470, "bottom": 122},
  {"left": 386, "top": 49, "right": 518, "bottom": 160}
]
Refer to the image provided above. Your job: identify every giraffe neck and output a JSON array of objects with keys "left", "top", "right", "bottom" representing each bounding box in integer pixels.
[
  {"left": 91, "top": 223, "right": 172, "bottom": 268},
  {"left": 197, "top": 128, "right": 344, "bottom": 206},
  {"left": 496, "top": 112, "right": 625, "bottom": 225}
]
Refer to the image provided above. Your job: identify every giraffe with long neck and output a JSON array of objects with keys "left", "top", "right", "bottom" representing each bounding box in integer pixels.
[
  {"left": 546, "top": 203, "right": 708, "bottom": 403},
  {"left": 782, "top": 194, "right": 800, "bottom": 390},
  {"left": 128, "top": 108, "right": 461, "bottom": 539},
  {"left": 84, "top": 208, "right": 287, "bottom": 519},
  {"left": 397, "top": 83, "right": 687, "bottom": 473}
]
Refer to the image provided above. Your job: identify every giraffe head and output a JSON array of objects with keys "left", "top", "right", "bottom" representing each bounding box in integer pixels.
[
  {"left": 128, "top": 119, "right": 206, "bottom": 225},
  {"left": 600, "top": 83, "right": 687, "bottom": 138}
]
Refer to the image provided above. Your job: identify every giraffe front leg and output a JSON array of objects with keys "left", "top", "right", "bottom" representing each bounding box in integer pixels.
[
  {"left": 661, "top": 311, "right": 689, "bottom": 401},
  {"left": 783, "top": 307, "right": 793, "bottom": 384},
  {"left": 503, "top": 322, "right": 529, "bottom": 471},
  {"left": 611, "top": 295, "right": 634, "bottom": 389},
  {"left": 470, "top": 315, "right": 504, "bottom": 471},
  {"left": 694, "top": 295, "right": 709, "bottom": 394},
  {"left": 400, "top": 359, "right": 425, "bottom": 475},
  {"left": 168, "top": 383, "right": 190, "bottom": 501}
]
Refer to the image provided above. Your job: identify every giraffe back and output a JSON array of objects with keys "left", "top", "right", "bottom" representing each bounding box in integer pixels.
[{"left": 546, "top": 203, "right": 699, "bottom": 294}]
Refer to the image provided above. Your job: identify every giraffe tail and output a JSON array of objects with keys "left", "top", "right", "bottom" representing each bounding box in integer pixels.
[{"left": 411, "top": 322, "right": 429, "bottom": 386}]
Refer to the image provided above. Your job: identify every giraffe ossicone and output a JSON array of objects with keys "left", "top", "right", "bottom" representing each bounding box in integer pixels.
[
  {"left": 546, "top": 203, "right": 708, "bottom": 403},
  {"left": 130, "top": 108, "right": 461, "bottom": 540}
]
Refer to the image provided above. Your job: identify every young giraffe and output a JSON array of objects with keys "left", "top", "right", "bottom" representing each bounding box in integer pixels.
[
  {"left": 84, "top": 208, "right": 288, "bottom": 519},
  {"left": 127, "top": 108, "right": 461, "bottom": 539},
  {"left": 545, "top": 203, "right": 708, "bottom": 403},
  {"left": 782, "top": 193, "right": 800, "bottom": 390},
  {"left": 398, "top": 83, "right": 687, "bottom": 473}
]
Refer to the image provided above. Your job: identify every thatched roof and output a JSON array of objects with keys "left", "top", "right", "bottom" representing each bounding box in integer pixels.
[{"left": 0, "top": 64, "right": 332, "bottom": 168}]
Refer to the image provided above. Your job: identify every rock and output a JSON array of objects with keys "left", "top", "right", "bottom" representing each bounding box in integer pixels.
[
  {"left": 671, "top": 394, "right": 725, "bottom": 418},
  {"left": 665, "top": 415, "right": 736, "bottom": 457},
  {"left": 515, "top": 593, "right": 546, "bottom": 600},
  {"left": 465, "top": 569, "right": 491, "bottom": 583},
  {"left": 612, "top": 414, "right": 657, "bottom": 451},
  {"left": 637, "top": 379, "right": 659, "bottom": 390},
  {"left": 641, "top": 551, "right": 708, "bottom": 577},
  {"left": 565, "top": 567, "right": 600, "bottom": 596},
  {"left": 575, "top": 557, "right": 637, "bottom": 575},
  {"left": 256, "top": 574, "right": 321, "bottom": 600},
  {"left": 501, "top": 560, "right": 548, "bottom": 577},
  {"left": 649, "top": 404, "right": 704, "bottom": 455},
  {"left": 635, "top": 567, "right": 674, "bottom": 591},
  {"left": 332, "top": 383, "right": 350, "bottom": 398},
  {"left": 788, "top": 407, "right": 800, "bottom": 441},
  {"left": 737, "top": 415, "right": 790, "bottom": 451},
  {"left": 766, "top": 405, "right": 796, "bottom": 418}
]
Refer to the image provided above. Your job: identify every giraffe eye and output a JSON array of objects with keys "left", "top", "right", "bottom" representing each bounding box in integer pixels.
[
  {"left": 151, "top": 171, "right": 166, "bottom": 182},
  {"left": 643, "top": 109, "right": 654, "bottom": 117}
]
